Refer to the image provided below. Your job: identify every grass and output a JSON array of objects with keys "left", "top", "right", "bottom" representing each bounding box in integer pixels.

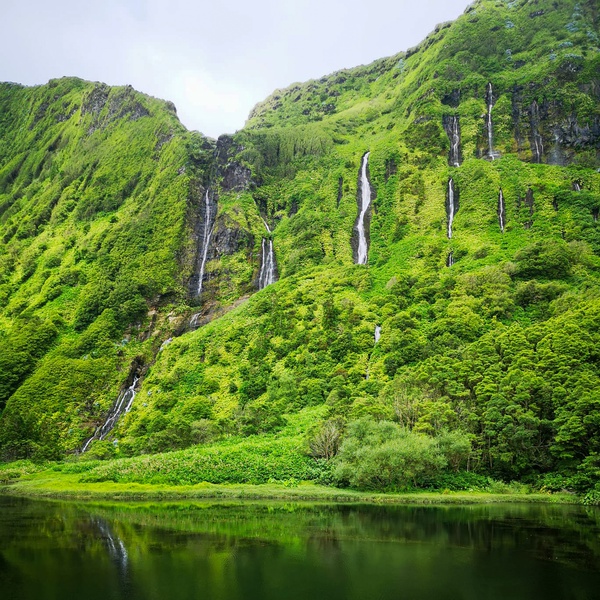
[{"left": 0, "top": 468, "right": 578, "bottom": 505}]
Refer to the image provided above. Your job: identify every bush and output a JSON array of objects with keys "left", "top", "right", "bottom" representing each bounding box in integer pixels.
[
  {"left": 513, "top": 240, "right": 573, "bottom": 280},
  {"left": 333, "top": 417, "right": 447, "bottom": 491},
  {"left": 307, "top": 418, "right": 343, "bottom": 459}
]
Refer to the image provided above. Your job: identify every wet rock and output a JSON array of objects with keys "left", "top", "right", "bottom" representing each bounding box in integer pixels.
[
  {"left": 210, "top": 213, "right": 254, "bottom": 257},
  {"left": 221, "top": 162, "right": 251, "bottom": 192},
  {"left": 216, "top": 135, "right": 252, "bottom": 191},
  {"left": 337, "top": 177, "right": 344, "bottom": 207}
]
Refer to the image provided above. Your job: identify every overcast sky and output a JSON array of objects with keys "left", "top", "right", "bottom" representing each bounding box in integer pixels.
[{"left": 1, "top": 0, "right": 470, "bottom": 138}]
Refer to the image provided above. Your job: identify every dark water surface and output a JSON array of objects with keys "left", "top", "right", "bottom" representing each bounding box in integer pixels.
[{"left": 1, "top": 497, "right": 600, "bottom": 600}]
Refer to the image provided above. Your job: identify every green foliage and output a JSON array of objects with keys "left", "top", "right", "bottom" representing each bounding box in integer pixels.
[
  {"left": 80, "top": 434, "right": 320, "bottom": 485},
  {"left": 1, "top": 0, "right": 600, "bottom": 498},
  {"left": 333, "top": 417, "right": 455, "bottom": 491}
]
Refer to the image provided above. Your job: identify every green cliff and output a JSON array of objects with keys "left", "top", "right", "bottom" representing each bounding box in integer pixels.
[{"left": 1, "top": 0, "right": 600, "bottom": 495}]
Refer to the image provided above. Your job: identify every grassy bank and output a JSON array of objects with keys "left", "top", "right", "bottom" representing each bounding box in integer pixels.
[{"left": 0, "top": 468, "right": 578, "bottom": 505}]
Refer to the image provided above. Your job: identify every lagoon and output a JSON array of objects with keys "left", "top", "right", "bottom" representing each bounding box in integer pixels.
[{"left": 1, "top": 497, "right": 599, "bottom": 599}]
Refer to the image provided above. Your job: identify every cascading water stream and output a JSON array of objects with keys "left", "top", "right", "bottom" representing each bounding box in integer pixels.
[
  {"left": 197, "top": 189, "right": 215, "bottom": 297},
  {"left": 498, "top": 189, "right": 506, "bottom": 233},
  {"left": 374, "top": 325, "right": 381, "bottom": 344},
  {"left": 447, "top": 178, "right": 458, "bottom": 239},
  {"left": 451, "top": 117, "right": 461, "bottom": 167},
  {"left": 355, "top": 152, "right": 372, "bottom": 265},
  {"left": 258, "top": 218, "right": 277, "bottom": 289},
  {"left": 530, "top": 101, "right": 544, "bottom": 163},
  {"left": 82, "top": 376, "right": 139, "bottom": 452},
  {"left": 486, "top": 83, "right": 497, "bottom": 160},
  {"left": 447, "top": 252, "right": 454, "bottom": 267},
  {"left": 444, "top": 116, "right": 461, "bottom": 167},
  {"left": 573, "top": 182, "right": 582, "bottom": 192}
]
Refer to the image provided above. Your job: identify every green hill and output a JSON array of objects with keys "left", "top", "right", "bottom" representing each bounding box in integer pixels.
[{"left": 1, "top": 0, "right": 600, "bottom": 495}]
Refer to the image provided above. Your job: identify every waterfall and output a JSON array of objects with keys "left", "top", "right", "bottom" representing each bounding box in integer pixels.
[
  {"left": 498, "top": 189, "right": 506, "bottom": 233},
  {"left": 355, "top": 152, "right": 372, "bottom": 265},
  {"left": 486, "top": 83, "right": 498, "bottom": 160},
  {"left": 450, "top": 116, "right": 461, "bottom": 167},
  {"left": 258, "top": 217, "right": 277, "bottom": 289},
  {"left": 82, "top": 376, "right": 139, "bottom": 452},
  {"left": 443, "top": 115, "right": 462, "bottom": 167},
  {"left": 374, "top": 325, "right": 381, "bottom": 344},
  {"left": 593, "top": 208, "right": 599, "bottom": 223},
  {"left": 446, "top": 178, "right": 458, "bottom": 239},
  {"left": 197, "top": 189, "right": 215, "bottom": 297},
  {"left": 573, "top": 182, "right": 582, "bottom": 192},
  {"left": 258, "top": 238, "right": 277, "bottom": 289},
  {"left": 530, "top": 101, "right": 544, "bottom": 163},
  {"left": 447, "top": 252, "right": 454, "bottom": 267}
]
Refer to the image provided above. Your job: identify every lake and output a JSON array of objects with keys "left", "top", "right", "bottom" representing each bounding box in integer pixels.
[{"left": 0, "top": 496, "right": 599, "bottom": 599}]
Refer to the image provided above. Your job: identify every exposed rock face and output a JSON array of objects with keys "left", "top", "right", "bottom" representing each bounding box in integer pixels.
[
  {"left": 512, "top": 84, "right": 600, "bottom": 166},
  {"left": 81, "top": 84, "right": 150, "bottom": 135},
  {"left": 210, "top": 213, "right": 254, "bottom": 258},
  {"left": 222, "top": 162, "right": 252, "bottom": 192},
  {"left": 81, "top": 84, "right": 109, "bottom": 116},
  {"left": 216, "top": 135, "right": 252, "bottom": 191},
  {"left": 441, "top": 89, "right": 461, "bottom": 108}
]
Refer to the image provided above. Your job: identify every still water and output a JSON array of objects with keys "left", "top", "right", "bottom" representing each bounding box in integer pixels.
[{"left": 1, "top": 496, "right": 599, "bottom": 600}]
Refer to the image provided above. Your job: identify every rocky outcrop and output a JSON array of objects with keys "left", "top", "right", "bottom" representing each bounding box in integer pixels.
[
  {"left": 216, "top": 135, "right": 252, "bottom": 191},
  {"left": 210, "top": 213, "right": 254, "bottom": 258},
  {"left": 81, "top": 84, "right": 151, "bottom": 135},
  {"left": 511, "top": 84, "right": 600, "bottom": 166}
]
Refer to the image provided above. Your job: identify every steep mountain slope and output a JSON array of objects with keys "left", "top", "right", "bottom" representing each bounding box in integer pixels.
[
  {"left": 1, "top": 0, "right": 600, "bottom": 493},
  {"left": 0, "top": 78, "right": 215, "bottom": 457}
]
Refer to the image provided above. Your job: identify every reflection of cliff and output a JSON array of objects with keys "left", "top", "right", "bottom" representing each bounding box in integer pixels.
[{"left": 82, "top": 501, "right": 600, "bottom": 573}]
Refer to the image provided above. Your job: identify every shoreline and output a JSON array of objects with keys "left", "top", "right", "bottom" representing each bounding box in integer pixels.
[{"left": 0, "top": 472, "right": 579, "bottom": 505}]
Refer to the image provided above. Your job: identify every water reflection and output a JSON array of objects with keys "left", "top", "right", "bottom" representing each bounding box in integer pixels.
[
  {"left": 0, "top": 497, "right": 599, "bottom": 600},
  {"left": 91, "top": 517, "right": 129, "bottom": 573}
]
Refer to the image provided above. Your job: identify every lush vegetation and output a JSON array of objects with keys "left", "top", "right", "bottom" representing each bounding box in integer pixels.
[{"left": 1, "top": 0, "right": 600, "bottom": 500}]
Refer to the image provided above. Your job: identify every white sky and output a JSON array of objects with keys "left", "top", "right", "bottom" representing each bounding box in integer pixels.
[{"left": 1, "top": 0, "right": 470, "bottom": 138}]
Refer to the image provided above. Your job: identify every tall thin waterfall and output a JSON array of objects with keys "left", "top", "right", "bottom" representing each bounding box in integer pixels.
[
  {"left": 530, "top": 101, "right": 544, "bottom": 163},
  {"left": 197, "top": 189, "right": 215, "bottom": 296},
  {"left": 443, "top": 115, "right": 461, "bottom": 167},
  {"left": 258, "top": 218, "right": 277, "bottom": 289},
  {"left": 446, "top": 178, "right": 458, "bottom": 239},
  {"left": 447, "top": 252, "right": 454, "bottom": 267},
  {"left": 82, "top": 376, "right": 139, "bottom": 452},
  {"left": 573, "top": 181, "right": 582, "bottom": 192},
  {"left": 486, "top": 83, "right": 498, "bottom": 160},
  {"left": 374, "top": 325, "right": 381, "bottom": 344},
  {"left": 355, "top": 152, "right": 372, "bottom": 265},
  {"left": 593, "top": 208, "right": 599, "bottom": 223},
  {"left": 498, "top": 189, "right": 506, "bottom": 233}
]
